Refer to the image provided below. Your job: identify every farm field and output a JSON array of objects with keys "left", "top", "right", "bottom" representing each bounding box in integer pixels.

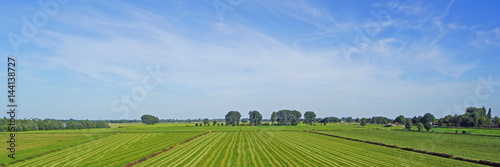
[
  {"left": 9, "top": 132, "right": 203, "bottom": 166},
  {"left": 2, "top": 124, "right": 498, "bottom": 166},
  {"left": 432, "top": 127, "right": 500, "bottom": 136},
  {"left": 137, "top": 131, "right": 483, "bottom": 167},
  {"left": 0, "top": 132, "right": 113, "bottom": 164},
  {"left": 317, "top": 130, "right": 500, "bottom": 162}
]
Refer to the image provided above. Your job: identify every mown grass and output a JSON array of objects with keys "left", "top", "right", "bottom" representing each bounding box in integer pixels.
[
  {"left": 9, "top": 132, "right": 204, "bottom": 167},
  {"left": 317, "top": 130, "right": 500, "bottom": 163},
  {"left": 3, "top": 123, "right": 497, "bottom": 166},
  {"left": 0, "top": 132, "right": 113, "bottom": 165},
  {"left": 432, "top": 127, "right": 500, "bottom": 136},
  {"left": 137, "top": 131, "right": 484, "bottom": 166}
]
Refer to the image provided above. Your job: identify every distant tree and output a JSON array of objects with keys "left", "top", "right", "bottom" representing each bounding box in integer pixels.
[
  {"left": 370, "top": 116, "right": 389, "bottom": 124},
  {"left": 241, "top": 118, "right": 248, "bottom": 125},
  {"left": 203, "top": 118, "right": 209, "bottom": 126},
  {"left": 411, "top": 116, "right": 419, "bottom": 125},
  {"left": 405, "top": 121, "right": 413, "bottom": 130},
  {"left": 424, "top": 122, "right": 432, "bottom": 132},
  {"left": 303, "top": 111, "right": 317, "bottom": 125},
  {"left": 276, "top": 110, "right": 302, "bottom": 126},
  {"left": 417, "top": 122, "right": 424, "bottom": 132},
  {"left": 271, "top": 112, "right": 278, "bottom": 125},
  {"left": 213, "top": 120, "right": 217, "bottom": 126},
  {"left": 394, "top": 115, "right": 406, "bottom": 124},
  {"left": 421, "top": 113, "right": 435, "bottom": 124},
  {"left": 195, "top": 123, "right": 198, "bottom": 126},
  {"left": 225, "top": 111, "right": 241, "bottom": 126},
  {"left": 248, "top": 110, "right": 262, "bottom": 126},
  {"left": 355, "top": 118, "right": 360, "bottom": 123},
  {"left": 437, "top": 118, "right": 445, "bottom": 127},
  {"left": 487, "top": 108, "right": 492, "bottom": 119},
  {"left": 479, "top": 116, "right": 490, "bottom": 126},
  {"left": 360, "top": 118, "right": 367, "bottom": 126},
  {"left": 141, "top": 114, "right": 160, "bottom": 125},
  {"left": 493, "top": 116, "right": 500, "bottom": 125}
]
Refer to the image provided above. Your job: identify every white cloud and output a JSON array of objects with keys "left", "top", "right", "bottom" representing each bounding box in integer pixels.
[{"left": 17, "top": 0, "right": 496, "bottom": 119}]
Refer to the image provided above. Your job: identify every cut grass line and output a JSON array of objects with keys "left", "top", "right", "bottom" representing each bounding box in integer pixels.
[
  {"left": 124, "top": 131, "right": 211, "bottom": 167},
  {"left": 197, "top": 132, "right": 231, "bottom": 166},
  {"left": 308, "top": 131, "right": 498, "bottom": 166},
  {"left": 182, "top": 133, "right": 226, "bottom": 166}
]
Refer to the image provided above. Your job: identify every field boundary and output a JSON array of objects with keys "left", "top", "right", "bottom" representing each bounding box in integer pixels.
[
  {"left": 306, "top": 130, "right": 500, "bottom": 167},
  {"left": 123, "top": 131, "right": 212, "bottom": 167},
  {"left": 2, "top": 132, "right": 118, "bottom": 167}
]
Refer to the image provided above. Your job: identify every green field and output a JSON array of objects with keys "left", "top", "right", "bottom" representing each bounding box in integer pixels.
[
  {"left": 432, "top": 127, "right": 500, "bottom": 136},
  {"left": 317, "top": 130, "right": 500, "bottom": 162},
  {"left": 0, "top": 132, "right": 113, "bottom": 164},
  {"left": 9, "top": 132, "right": 203, "bottom": 166},
  {"left": 137, "top": 131, "right": 482, "bottom": 166},
  {"left": 1, "top": 123, "right": 498, "bottom": 166}
]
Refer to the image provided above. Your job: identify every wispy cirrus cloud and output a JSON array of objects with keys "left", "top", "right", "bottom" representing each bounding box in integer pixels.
[{"left": 3, "top": 0, "right": 499, "bottom": 119}]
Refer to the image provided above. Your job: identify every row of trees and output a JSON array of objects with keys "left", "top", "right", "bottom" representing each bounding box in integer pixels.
[
  {"left": 223, "top": 110, "right": 312, "bottom": 126},
  {"left": 436, "top": 107, "right": 498, "bottom": 128},
  {"left": 274, "top": 110, "right": 302, "bottom": 126},
  {"left": 395, "top": 107, "right": 499, "bottom": 129},
  {"left": 0, "top": 118, "right": 109, "bottom": 132}
]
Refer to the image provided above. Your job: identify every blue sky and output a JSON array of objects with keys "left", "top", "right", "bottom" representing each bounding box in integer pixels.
[{"left": 1, "top": 0, "right": 500, "bottom": 120}]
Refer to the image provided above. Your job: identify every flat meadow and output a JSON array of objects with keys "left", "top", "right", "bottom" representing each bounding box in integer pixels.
[{"left": 1, "top": 123, "right": 498, "bottom": 166}]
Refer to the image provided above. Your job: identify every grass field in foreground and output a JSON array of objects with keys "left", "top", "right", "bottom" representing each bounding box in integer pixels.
[
  {"left": 10, "top": 132, "right": 203, "bottom": 167},
  {"left": 318, "top": 130, "right": 500, "bottom": 162},
  {"left": 0, "top": 132, "right": 113, "bottom": 165},
  {"left": 137, "top": 131, "right": 483, "bottom": 167}
]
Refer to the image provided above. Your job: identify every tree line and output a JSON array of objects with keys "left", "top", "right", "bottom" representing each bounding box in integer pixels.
[
  {"left": 138, "top": 106, "right": 499, "bottom": 129},
  {"left": 0, "top": 118, "right": 110, "bottom": 132}
]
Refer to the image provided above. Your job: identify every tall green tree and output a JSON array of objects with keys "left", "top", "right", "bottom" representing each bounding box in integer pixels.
[
  {"left": 493, "top": 116, "right": 500, "bottom": 125},
  {"left": 421, "top": 113, "right": 435, "bottom": 124},
  {"left": 225, "top": 111, "right": 241, "bottom": 126},
  {"left": 360, "top": 118, "right": 367, "bottom": 126},
  {"left": 271, "top": 112, "right": 278, "bottom": 125},
  {"left": 203, "top": 118, "right": 209, "bottom": 126},
  {"left": 417, "top": 122, "right": 424, "bottom": 131},
  {"left": 276, "top": 110, "right": 302, "bottom": 126},
  {"left": 303, "top": 111, "right": 317, "bottom": 125},
  {"left": 141, "top": 115, "right": 160, "bottom": 125},
  {"left": 248, "top": 110, "right": 262, "bottom": 126},
  {"left": 405, "top": 121, "right": 413, "bottom": 130},
  {"left": 487, "top": 108, "right": 492, "bottom": 119},
  {"left": 424, "top": 122, "right": 432, "bottom": 132},
  {"left": 394, "top": 115, "right": 406, "bottom": 124}
]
